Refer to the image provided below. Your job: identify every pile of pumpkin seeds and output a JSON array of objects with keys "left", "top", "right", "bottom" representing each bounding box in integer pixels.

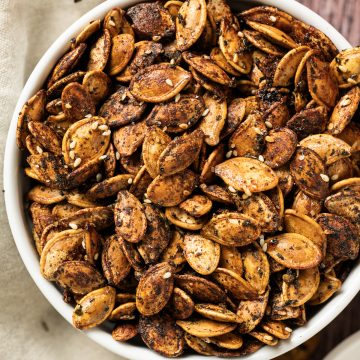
[{"left": 17, "top": 0, "right": 360, "bottom": 357}]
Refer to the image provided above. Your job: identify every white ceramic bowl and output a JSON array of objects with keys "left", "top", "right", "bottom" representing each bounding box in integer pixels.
[{"left": 4, "top": 0, "right": 359, "bottom": 359}]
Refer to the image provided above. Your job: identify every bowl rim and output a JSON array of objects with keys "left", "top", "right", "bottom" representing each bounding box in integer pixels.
[{"left": 3, "top": 0, "right": 358, "bottom": 359}]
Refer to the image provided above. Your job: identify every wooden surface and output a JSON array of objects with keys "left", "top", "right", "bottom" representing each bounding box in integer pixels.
[
  {"left": 298, "top": 0, "right": 360, "bottom": 45},
  {"left": 278, "top": 2, "right": 360, "bottom": 358}
]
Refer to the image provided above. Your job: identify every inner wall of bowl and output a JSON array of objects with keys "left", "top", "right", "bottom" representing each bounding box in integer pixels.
[{"left": 4, "top": 0, "right": 357, "bottom": 359}]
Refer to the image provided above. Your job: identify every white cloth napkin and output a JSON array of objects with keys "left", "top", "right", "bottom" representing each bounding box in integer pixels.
[{"left": 0, "top": 1, "right": 124, "bottom": 359}]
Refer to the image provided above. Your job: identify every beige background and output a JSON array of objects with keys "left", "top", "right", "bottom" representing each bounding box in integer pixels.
[
  {"left": 0, "top": 1, "right": 123, "bottom": 359},
  {"left": 0, "top": 1, "right": 359, "bottom": 360}
]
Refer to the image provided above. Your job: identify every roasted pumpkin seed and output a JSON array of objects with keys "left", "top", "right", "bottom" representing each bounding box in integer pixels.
[
  {"left": 146, "top": 94, "right": 205, "bottom": 133},
  {"left": 136, "top": 262, "right": 174, "bottom": 316},
  {"left": 183, "top": 234, "right": 220, "bottom": 275},
  {"left": 198, "top": 92, "right": 227, "bottom": 146},
  {"left": 55, "top": 260, "right": 105, "bottom": 295},
  {"left": 72, "top": 286, "right": 116, "bottom": 330},
  {"left": 112, "top": 322, "right": 138, "bottom": 342},
  {"left": 102, "top": 235, "right": 131, "bottom": 286},
  {"left": 290, "top": 147, "right": 329, "bottom": 200},
  {"left": 282, "top": 267, "right": 320, "bottom": 307},
  {"left": 212, "top": 268, "right": 258, "bottom": 301},
  {"left": 130, "top": 64, "right": 191, "bottom": 103},
  {"left": 158, "top": 129, "right": 204, "bottom": 175},
  {"left": 201, "top": 212, "right": 261, "bottom": 247},
  {"left": 146, "top": 169, "right": 197, "bottom": 207},
  {"left": 139, "top": 314, "right": 184, "bottom": 357},
  {"left": 237, "top": 290, "right": 269, "bottom": 334},
  {"left": 194, "top": 303, "right": 239, "bottom": 323},
  {"left": 137, "top": 204, "right": 171, "bottom": 264},
  {"left": 215, "top": 157, "right": 278, "bottom": 193},
  {"left": 265, "top": 233, "right": 323, "bottom": 269},
  {"left": 169, "top": 287, "right": 194, "bottom": 320},
  {"left": 127, "top": 2, "right": 175, "bottom": 40},
  {"left": 115, "top": 190, "right": 147, "bottom": 243},
  {"left": 176, "top": 0, "right": 207, "bottom": 51},
  {"left": 176, "top": 319, "right": 236, "bottom": 338}
]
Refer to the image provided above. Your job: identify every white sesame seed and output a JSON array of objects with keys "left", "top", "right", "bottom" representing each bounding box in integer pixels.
[
  {"left": 347, "top": 78, "right": 358, "bottom": 84},
  {"left": 244, "top": 187, "right": 252, "bottom": 197},
  {"left": 202, "top": 108, "right": 210, "bottom": 117},
  {"left": 109, "top": 19, "right": 116, "bottom": 27},
  {"left": 144, "top": 193, "right": 148, "bottom": 198},
  {"left": 96, "top": 173, "right": 102, "bottom": 182},
  {"left": 99, "top": 155, "right": 108, "bottom": 160},
  {"left": 259, "top": 235, "right": 265, "bottom": 247},
  {"left": 65, "top": 103, "right": 72, "bottom": 109},
  {"left": 69, "top": 141, "right": 76, "bottom": 149},
  {"left": 320, "top": 173, "right": 330, "bottom": 182},
  {"left": 85, "top": 113, "right": 92, "bottom": 118},
  {"left": 121, "top": 92, "right": 127, "bottom": 101},
  {"left": 233, "top": 53, "right": 239, "bottom": 63},
  {"left": 299, "top": 154, "right": 305, "bottom": 160},
  {"left": 341, "top": 98, "right": 352, "bottom": 107},
  {"left": 285, "top": 327, "right": 293, "bottom": 333},
  {"left": 232, "top": 150, "right": 238, "bottom": 156},
  {"left": 165, "top": 78, "right": 174, "bottom": 86},
  {"left": 170, "top": 58, "right": 175, "bottom": 65},
  {"left": 237, "top": 31, "right": 244, "bottom": 38},
  {"left": 163, "top": 126, "right": 168, "bottom": 132},
  {"left": 242, "top": 193, "right": 249, "bottom": 199},
  {"left": 254, "top": 127, "right": 262, "bottom": 135},
  {"left": 338, "top": 65, "right": 347, "bottom": 73},
  {"left": 258, "top": 155, "right": 265, "bottom": 162},
  {"left": 81, "top": 240, "right": 85, "bottom": 249},
  {"left": 328, "top": 123, "right": 334, "bottom": 130},
  {"left": 144, "top": 198, "right": 152, "bottom": 204},
  {"left": 310, "top": 210, "right": 316, "bottom": 217},
  {"left": 84, "top": 255, "right": 88, "bottom": 261},
  {"left": 264, "top": 334, "right": 273, "bottom": 341},
  {"left": 94, "top": 253, "right": 99, "bottom": 261},
  {"left": 91, "top": 121, "right": 99, "bottom": 130},
  {"left": 35, "top": 164, "right": 40, "bottom": 168},
  {"left": 278, "top": 226, "right": 283, "bottom": 231},
  {"left": 331, "top": 174, "right": 339, "bottom": 181},
  {"left": 99, "top": 124, "right": 108, "bottom": 131},
  {"left": 262, "top": 243, "right": 268, "bottom": 252},
  {"left": 36, "top": 146, "right": 43, "bottom": 154},
  {"left": 265, "top": 136, "right": 275, "bottom": 143},
  {"left": 265, "top": 121, "right": 273, "bottom": 129},
  {"left": 230, "top": 143, "right": 235, "bottom": 149},
  {"left": 228, "top": 186, "right": 237, "bottom": 193},
  {"left": 115, "top": 151, "right": 120, "bottom": 160},
  {"left": 73, "top": 157, "right": 82, "bottom": 167},
  {"left": 152, "top": 35, "right": 161, "bottom": 41},
  {"left": 69, "top": 222, "right": 78, "bottom": 230},
  {"left": 102, "top": 130, "right": 111, "bottom": 136},
  {"left": 163, "top": 272, "right": 172, "bottom": 279},
  {"left": 269, "top": 15, "right": 277, "bottom": 22},
  {"left": 128, "top": 177, "right": 133, "bottom": 184},
  {"left": 69, "top": 150, "right": 75, "bottom": 160},
  {"left": 203, "top": 55, "right": 211, "bottom": 59},
  {"left": 226, "top": 150, "right": 233, "bottom": 158},
  {"left": 175, "top": 93, "right": 181, "bottom": 103},
  {"left": 179, "top": 123, "right": 188, "bottom": 129},
  {"left": 145, "top": 49, "right": 152, "bottom": 55}
]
